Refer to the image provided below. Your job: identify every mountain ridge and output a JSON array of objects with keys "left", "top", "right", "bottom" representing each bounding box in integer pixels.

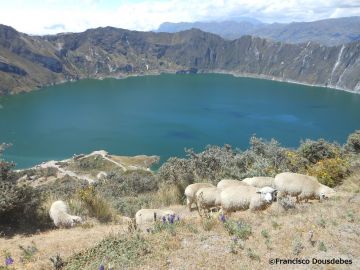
[
  {"left": 157, "top": 16, "right": 360, "bottom": 46},
  {"left": 0, "top": 24, "right": 359, "bottom": 95}
]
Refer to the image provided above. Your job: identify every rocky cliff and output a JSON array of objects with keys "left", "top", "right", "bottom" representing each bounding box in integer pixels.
[{"left": 0, "top": 25, "right": 359, "bottom": 95}]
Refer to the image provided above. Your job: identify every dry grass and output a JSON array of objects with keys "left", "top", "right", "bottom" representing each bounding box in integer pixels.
[
  {"left": 137, "top": 194, "right": 360, "bottom": 270},
  {"left": 0, "top": 225, "right": 124, "bottom": 270},
  {"left": 108, "top": 155, "right": 159, "bottom": 170},
  {"left": 64, "top": 155, "right": 118, "bottom": 177},
  {"left": 2, "top": 168, "right": 359, "bottom": 269},
  {"left": 151, "top": 184, "right": 184, "bottom": 207},
  {"left": 1, "top": 191, "right": 359, "bottom": 269}
]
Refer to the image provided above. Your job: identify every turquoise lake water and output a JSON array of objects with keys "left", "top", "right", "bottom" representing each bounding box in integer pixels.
[{"left": 0, "top": 74, "right": 359, "bottom": 168}]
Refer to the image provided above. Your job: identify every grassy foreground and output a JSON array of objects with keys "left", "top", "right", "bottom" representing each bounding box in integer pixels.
[{"left": 0, "top": 131, "right": 360, "bottom": 269}]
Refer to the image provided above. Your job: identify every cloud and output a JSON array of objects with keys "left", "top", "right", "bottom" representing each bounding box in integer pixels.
[
  {"left": 44, "top": 24, "right": 66, "bottom": 31},
  {"left": 0, "top": 0, "right": 358, "bottom": 35}
]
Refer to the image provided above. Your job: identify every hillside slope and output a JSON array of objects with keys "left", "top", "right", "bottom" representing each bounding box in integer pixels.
[{"left": 0, "top": 25, "right": 359, "bottom": 95}]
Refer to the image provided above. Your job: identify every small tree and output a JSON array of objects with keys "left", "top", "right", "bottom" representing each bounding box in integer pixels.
[
  {"left": 298, "top": 139, "right": 341, "bottom": 164},
  {"left": 0, "top": 144, "right": 46, "bottom": 230},
  {"left": 345, "top": 130, "right": 360, "bottom": 154}
]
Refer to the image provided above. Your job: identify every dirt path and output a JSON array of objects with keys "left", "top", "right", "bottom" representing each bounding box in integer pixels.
[
  {"left": 86, "top": 150, "right": 128, "bottom": 172},
  {"left": 0, "top": 224, "right": 124, "bottom": 270}
]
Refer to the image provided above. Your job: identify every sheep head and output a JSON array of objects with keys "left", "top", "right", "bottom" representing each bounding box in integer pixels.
[
  {"left": 318, "top": 185, "right": 336, "bottom": 201},
  {"left": 70, "top": 216, "right": 83, "bottom": 227},
  {"left": 256, "top": 186, "right": 277, "bottom": 203}
]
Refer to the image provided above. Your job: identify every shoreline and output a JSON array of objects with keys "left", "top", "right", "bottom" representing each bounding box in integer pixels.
[{"left": 2, "top": 69, "right": 360, "bottom": 96}]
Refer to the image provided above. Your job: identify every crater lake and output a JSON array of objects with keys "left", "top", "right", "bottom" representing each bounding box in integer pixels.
[{"left": 1, "top": 74, "right": 360, "bottom": 168}]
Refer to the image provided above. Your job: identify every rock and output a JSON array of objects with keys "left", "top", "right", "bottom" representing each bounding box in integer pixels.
[{"left": 348, "top": 194, "right": 360, "bottom": 203}]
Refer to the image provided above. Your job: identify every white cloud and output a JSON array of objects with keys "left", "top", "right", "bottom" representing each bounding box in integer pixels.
[{"left": 0, "top": 0, "right": 358, "bottom": 35}]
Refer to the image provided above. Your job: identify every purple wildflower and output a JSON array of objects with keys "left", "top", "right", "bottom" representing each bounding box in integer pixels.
[
  {"left": 220, "top": 214, "right": 226, "bottom": 223},
  {"left": 99, "top": 264, "right": 105, "bottom": 270},
  {"left": 168, "top": 214, "right": 175, "bottom": 224},
  {"left": 232, "top": 236, "right": 238, "bottom": 243},
  {"left": 5, "top": 256, "right": 14, "bottom": 266},
  {"left": 162, "top": 216, "right": 166, "bottom": 224}
]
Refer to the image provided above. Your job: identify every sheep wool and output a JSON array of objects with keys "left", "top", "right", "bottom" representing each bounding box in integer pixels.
[
  {"left": 274, "top": 172, "right": 336, "bottom": 202},
  {"left": 49, "top": 200, "right": 82, "bottom": 228},
  {"left": 184, "top": 182, "right": 215, "bottom": 211},
  {"left": 196, "top": 187, "right": 222, "bottom": 214},
  {"left": 242, "top": 177, "right": 275, "bottom": 188},
  {"left": 135, "top": 208, "right": 175, "bottom": 228},
  {"left": 220, "top": 185, "right": 277, "bottom": 214},
  {"left": 217, "top": 179, "right": 247, "bottom": 189}
]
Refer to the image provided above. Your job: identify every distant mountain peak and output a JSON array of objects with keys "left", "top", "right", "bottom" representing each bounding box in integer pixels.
[{"left": 157, "top": 16, "right": 360, "bottom": 46}]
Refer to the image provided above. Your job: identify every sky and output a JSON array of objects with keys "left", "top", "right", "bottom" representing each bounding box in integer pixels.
[{"left": 0, "top": 0, "right": 359, "bottom": 35}]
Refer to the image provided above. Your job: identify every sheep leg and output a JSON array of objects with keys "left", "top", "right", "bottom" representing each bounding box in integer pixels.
[
  {"left": 187, "top": 198, "right": 192, "bottom": 211},
  {"left": 298, "top": 193, "right": 309, "bottom": 203}
]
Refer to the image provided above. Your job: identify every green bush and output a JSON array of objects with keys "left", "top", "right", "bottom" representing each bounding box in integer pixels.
[
  {"left": 104, "top": 169, "right": 158, "bottom": 196},
  {"left": 113, "top": 194, "right": 153, "bottom": 217},
  {"left": 65, "top": 233, "right": 151, "bottom": 270},
  {"left": 298, "top": 139, "right": 341, "bottom": 164},
  {"left": 38, "top": 175, "right": 87, "bottom": 200},
  {"left": 77, "top": 186, "right": 114, "bottom": 222},
  {"left": 345, "top": 130, "right": 360, "bottom": 154},
  {"left": 308, "top": 157, "right": 349, "bottom": 187},
  {"left": 157, "top": 140, "right": 295, "bottom": 185},
  {"left": 223, "top": 219, "right": 252, "bottom": 240},
  {"left": 157, "top": 157, "right": 194, "bottom": 187},
  {"left": 0, "top": 157, "right": 48, "bottom": 230}
]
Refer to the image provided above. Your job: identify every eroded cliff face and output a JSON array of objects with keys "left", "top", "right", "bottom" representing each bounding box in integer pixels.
[{"left": 0, "top": 25, "right": 359, "bottom": 95}]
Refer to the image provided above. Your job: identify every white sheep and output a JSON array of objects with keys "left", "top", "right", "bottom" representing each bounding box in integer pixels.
[
  {"left": 274, "top": 172, "right": 336, "bottom": 202},
  {"left": 217, "top": 179, "right": 247, "bottom": 189},
  {"left": 196, "top": 187, "right": 223, "bottom": 215},
  {"left": 49, "top": 200, "right": 82, "bottom": 228},
  {"left": 242, "top": 177, "right": 275, "bottom": 188},
  {"left": 184, "top": 182, "right": 215, "bottom": 211},
  {"left": 220, "top": 185, "right": 277, "bottom": 214},
  {"left": 135, "top": 208, "right": 175, "bottom": 229}
]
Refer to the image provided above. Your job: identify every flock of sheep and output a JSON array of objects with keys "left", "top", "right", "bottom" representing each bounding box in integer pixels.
[{"left": 49, "top": 172, "right": 336, "bottom": 229}]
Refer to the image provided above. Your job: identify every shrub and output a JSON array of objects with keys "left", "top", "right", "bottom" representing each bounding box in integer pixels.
[
  {"left": 152, "top": 184, "right": 183, "bottom": 207},
  {"left": 50, "top": 254, "right": 65, "bottom": 270},
  {"left": 19, "top": 242, "right": 38, "bottom": 263},
  {"left": 0, "top": 166, "right": 47, "bottom": 230},
  {"left": 318, "top": 241, "right": 327, "bottom": 252},
  {"left": 101, "top": 169, "right": 158, "bottom": 197},
  {"left": 38, "top": 175, "right": 87, "bottom": 200},
  {"left": 285, "top": 150, "right": 309, "bottom": 173},
  {"left": 298, "top": 139, "right": 341, "bottom": 164},
  {"left": 158, "top": 138, "right": 296, "bottom": 184},
  {"left": 77, "top": 186, "right": 114, "bottom": 222},
  {"left": 64, "top": 233, "right": 151, "bottom": 270},
  {"left": 152, "top": 214, "right": 181, "bottom": 235},
  {"left": 157, "top": 157, "right": 194, "bottom": 188},
  {"left": 229, "top": 236, "right": 244, "bottom": 254},
  {"left": 292, "top": 239, "right": 304, "bottom": 255},
  {"left": 201, "top": 215, "right": 217, "bottom": 231},
  {"left": 113, "top": 194, "right": 153, "bottom": 218},
  {"left": 223, "top": 219, "right": 252, "bottom": 240},
  {"left": 308, "top": 157, "right": 349, "bottom": 187},
  {"left": 345, "top": 130, "right": 360, "bottom": 154},
  {"left": 246, "top": 248, "right": 260, "bottom": 261}
]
